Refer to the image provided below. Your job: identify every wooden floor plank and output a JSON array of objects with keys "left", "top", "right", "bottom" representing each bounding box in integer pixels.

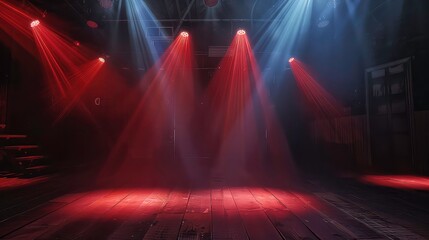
[
  {"left": 0, "top": 191, "right": 92, "bottom": 239},
  {"left": 0, "top": 183, "right": 64, "bottom": 222},
  {"left": 3, "top": 184, "right": 424, "bottom": 240},
  {"left": 35, "top": 190, "right": 129, "bottom": 240},
  {"left": 178, "top": 189, "right": 212, "bottom": 240},
  {"left": 297, "top": 191, "right": 384, "bottom": 239},
  {"left": 142, "top": 213, "right": 185, "bottom": 240},
  {"left": 2, "top": 189, "right": 120, "bottom": 239},
  {"left": 0, "top": 191, "right": 91, "bottom": 238},
  {"left": 269, "top": 188, "right": 353, "bottom": 240},
  {"left": 249, "top": 187, "right": 319, "bottom": 240},
  {"left": 142, "top": 188, "right": 190, "bottom": 239},
  {"left": 211, "top": 188, "right": 248, "bottom": 240},
  {"left": 107, "top": 188, "right": 171, "bottom": 240},
  {"left": 68, "top": 189, "right": 156, "bottom": 239},
  {"left": 230, "top": 188, "right": 283, "bottom": 240},
  {"left": 163, "top": 189, "right": 191, "bottom": 214}
]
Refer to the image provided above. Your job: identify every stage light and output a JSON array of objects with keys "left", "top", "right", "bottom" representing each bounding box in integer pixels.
[
  {"left": 237, "top": 29, "right": 246, "bottom": 35},
  {"left": 98, "top": 57, "right": 105, "bottom": 63},
  {"left": 86, "top": 20, "right": 98, "bottom": 29},
  {"left": 180, "top": 31, "right": 189, "bottom": 38},
  {"left": 30, "top": 20, "right": 40, "bottom": 28},
  {"left": 317, "top": 18, "right": 330, "bottom": 28},
  {"left": 98, "top": 0, "right": 113, "bottom": 9},
  {"left": 204, "top": 0, "right": 219, "bottom": 7},
  {"left": 254, "top": 0, "right": 312, "bottom": 72},
  {"left": 122, "top": 0, "right": 164, "bottom": 68},
  {"left": 289, "top": 57, "right": 295, "bottom": 63}
]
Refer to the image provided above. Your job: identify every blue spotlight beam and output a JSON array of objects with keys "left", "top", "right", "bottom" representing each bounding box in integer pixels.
[
  {"left": 119, "top": 0, "right": 166, "bottom": 70},
  {"left": 255, "top": 0, "right": 313, "bottom": 72}
]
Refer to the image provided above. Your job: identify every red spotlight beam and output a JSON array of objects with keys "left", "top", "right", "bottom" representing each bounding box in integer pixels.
[
  {"left": 55, "top": 59, "right": 105, "bottom": 123},
  {"left": 98, "top": 33, "right": 197, "bottom": 185},
  {"left": 0, "top": 0, "right": 38, "bottom": 54},
  {"left": 1, "top": 0, "right": 106, "bottom": 131},
  {"left": 31, "top": 23, "right": 96, "bottom": 99},
  {"left": 206, "top": 32, "right": 296, "bottom": 182},
  {"left": 29, "top": 19, "right": 106, "bottom": 129},
  {"left": 289, "top": 59, "right": 345, "bottom": 120},
  {"left": 289, "top": 59, "right": 354, "bottom": 144}
]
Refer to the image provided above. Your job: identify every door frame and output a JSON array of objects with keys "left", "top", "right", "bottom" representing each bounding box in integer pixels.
[{"left": 365, "top": 57, "right": 416, "bottom": 170}]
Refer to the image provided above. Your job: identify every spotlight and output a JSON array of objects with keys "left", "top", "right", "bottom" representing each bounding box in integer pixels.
[
  {"left": 98, "top": 57, "right": 106, "bottom": 63},
  {"left": 204, "top": 0, "right": 219, "bottom": 7},
  {"left": 30, "top": 20, "right": 40, "bottom": 28},
  {"left": 98, "top": 0, "right": 113, "bottom": 9},
  {"left": 180, "top": 31, "right": 189, "bottom": 38},
  {"left": 317, "top": 19, "right": 330, "bottom": 28},
  {"left": 237, "top": 29, "right": 246, "bottom": 35},
  {"left": 289, "top": 57, "right": 295, "bottom": 63},
  {"left": 86, "top": 20, "right": 98, "bottom": 29}
]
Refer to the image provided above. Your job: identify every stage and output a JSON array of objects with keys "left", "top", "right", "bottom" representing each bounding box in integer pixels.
[{"left": 1, "top": 175, "right": 428, "bottom": 239}]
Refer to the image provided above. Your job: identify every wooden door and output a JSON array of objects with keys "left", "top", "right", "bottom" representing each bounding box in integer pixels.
[{"left": 366, "top": 58, "right": 415, "bottom": 172}]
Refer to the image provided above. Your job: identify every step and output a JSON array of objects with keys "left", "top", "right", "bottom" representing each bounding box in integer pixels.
[
  {"left": 14, "top": 155, "right": 45, "bottom": 162},
  {"left": 0, "top": 172, "right": 18, "bottom": 178},
  {"left": 25, "top": 165, "right": 49, "bottom": 171},
  {"left": 2, "top": 145, "right": 39, "bottom": 151},
  {"left": 0, "top": 135, "right": 27, "bottom": 140}
]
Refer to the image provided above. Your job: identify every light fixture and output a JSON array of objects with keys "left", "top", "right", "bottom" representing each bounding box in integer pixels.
[
  {"left": 98, "top": 57, "right": 106, "bottom": 63},
  {"left": 317, "top": 18, "right": 330, "bottom": 28},
  {"left": 180, "top": 31, "right": 189, "bottom": 38},
  {"left": 237, "top": 29, "right": 246, "bottom": 35},
  {"left": 86, "top": 20, "right": 98, "bottom": 29},
  {"left": 30, "top": 20, "right": 40, "bottom": 28},
  {"left": 289, "top": 57, "right": 295, "bottom": 63},
  {"left": 203, "top": 0, "right": 219, "bottom": 7},
  {"left": 98, "top": 0, "right": 113, "bottom": 9}
]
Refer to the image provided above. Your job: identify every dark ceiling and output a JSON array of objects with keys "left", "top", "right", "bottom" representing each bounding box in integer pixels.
[
  {"left": 24, "top": 0, "right": 429, "bottom": 65},
  {"left": 27, "top": 0, "right": 429, "bottom": 37}
]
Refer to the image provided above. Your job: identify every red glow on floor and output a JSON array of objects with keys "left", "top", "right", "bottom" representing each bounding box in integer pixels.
[
  {"left": 5, "top": 184, "right": 346, "bottom": 240},
  {"left": 360, "top": 175, "right": 429, "bottom": 191},
  {"left": 57, "top": 187, "right": 310, "bottom": 220},
  {"left": 98, "top": 33, "right": 197, "bottom": 186},
  {"left": 206, "top": 32, "right": 296, "bottom": 183},
  {"left": 0, "top": 176, "right": 50, "bottom": 191}
]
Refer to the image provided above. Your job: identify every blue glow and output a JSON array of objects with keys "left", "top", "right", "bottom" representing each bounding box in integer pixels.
[
  {"left": 344, "top": 0, "right": 403, "bottom": 61},
  {"left": 118, "top": 0, "right": 166, "bottom": 70},
  {"left": 204, "top": 1, "right": 223, "bottom": 19},
  {"left": 255, "top": 0, "right": 313, "bottom": 73}
]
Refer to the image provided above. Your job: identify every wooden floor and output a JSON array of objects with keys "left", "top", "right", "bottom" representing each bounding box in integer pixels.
[{"left": 0, "top": 179, "right": 427, "bottom": 240}]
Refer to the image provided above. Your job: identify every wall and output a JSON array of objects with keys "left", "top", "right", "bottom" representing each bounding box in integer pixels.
[{"left": 312, "top": 113, "right": 429, "bottom": 174}]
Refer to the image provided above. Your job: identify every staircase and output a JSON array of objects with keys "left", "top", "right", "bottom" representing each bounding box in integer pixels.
[{"left": 0, "top": 134, "right": 50, "bottom": 177}]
